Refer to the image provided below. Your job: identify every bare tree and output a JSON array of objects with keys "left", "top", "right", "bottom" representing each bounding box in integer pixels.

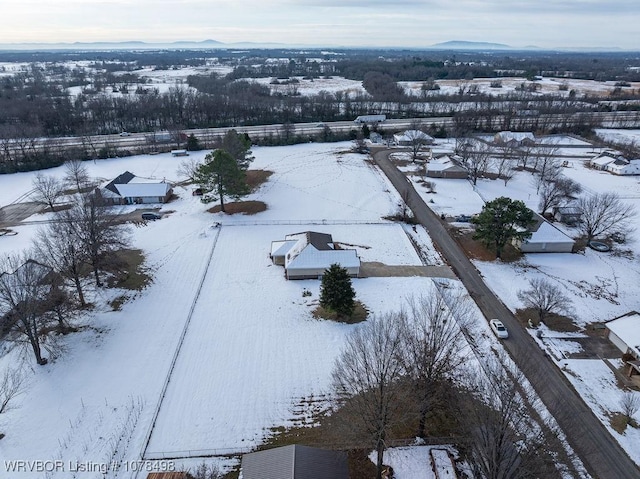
[
  {"left": 0, "top": 366, "right": 27, "bottom": 414},
  {"left": 457, "top": 138, "right": 491, "bottom": 186},
  {"left": 32, "top": 173, "right": 64, "bottom": 211},
  {"left": 61, "top": 195, "right": 129, "bottom": 287},
  {"left": 33, "top": 220, "right": 88, "bottom": 306},
  {"left": 578, "top": 192, "right": 636, "bottom": 242},
  {"left": 398, "top": 290, "right": 471, "bottom": 438},
  {"left": 176, "top": 157, "right": 202, "bottom": 182},
  {"left": 517, "top": 278, "right": 573, "bottom": 323},
  {"left": 405, "top": 122, "right": 431, "bottom": 162},
  {"left": 463, "top": 358, "right": 558, "bottom": 479},
  {"left": 0, "top": 255, "right": 56, "bottom": 365},
  {"left": 620, "top": 391, "right": 640, "bottom": 425},
  {"left": 537, "top": 177, "right": 582, "bottom": 215},
  {"left": 332, "top": 314, "right": 405, "bottom": 479},
  {"left": 63, "top": 160, "right": 90, "bottom": 193}
]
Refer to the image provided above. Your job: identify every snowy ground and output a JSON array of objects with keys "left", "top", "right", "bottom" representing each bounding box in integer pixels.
[
  {"left": 0, "top": 142, "right": 467, "bottom": 478},
  {"left": 1, "top": 135, "right": 638, "bottom": 477},
  {"left": 404, "top": 133, "right": 640, "bottom": 465}
]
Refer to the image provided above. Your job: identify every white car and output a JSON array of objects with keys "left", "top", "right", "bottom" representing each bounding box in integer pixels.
[{"left": 489, "top": 319, "right": 509, "bottom": 339}]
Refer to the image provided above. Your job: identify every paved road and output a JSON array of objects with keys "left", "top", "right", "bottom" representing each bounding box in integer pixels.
[{"left": 372, "top": 147, "right": 640, "bottom": 479}]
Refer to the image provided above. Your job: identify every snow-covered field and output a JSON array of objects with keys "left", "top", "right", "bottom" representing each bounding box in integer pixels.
[
  {"left": 0, "top": 142, "right": 463, "bottom": 477},
  {"left": 1, "top": 134, "right": 639, "bottom": 477}
]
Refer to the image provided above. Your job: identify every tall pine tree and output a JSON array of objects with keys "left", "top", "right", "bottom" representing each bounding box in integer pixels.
[{"left": 320, "top": 263, "right": 356, "bottom": 318}]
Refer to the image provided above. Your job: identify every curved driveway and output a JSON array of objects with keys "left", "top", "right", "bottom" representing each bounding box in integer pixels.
[{"left": 372, "top": 148, "right": 640, "bottom": 479}]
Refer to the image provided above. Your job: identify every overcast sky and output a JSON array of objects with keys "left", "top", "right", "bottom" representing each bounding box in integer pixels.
[{"left": 2, "top": 0, "right": 639, "bottom": 49}]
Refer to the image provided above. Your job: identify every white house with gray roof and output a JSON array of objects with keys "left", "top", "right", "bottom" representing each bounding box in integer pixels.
[{"left": 270, "top": 231, "right": 360, "bottom": 280}]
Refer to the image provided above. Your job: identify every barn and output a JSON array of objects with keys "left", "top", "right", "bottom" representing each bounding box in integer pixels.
[{"left": 241, "top": 445, "right": 349, "bottom": 479}]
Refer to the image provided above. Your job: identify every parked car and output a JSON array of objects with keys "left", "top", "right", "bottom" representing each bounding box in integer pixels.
[
  {"left": 489, "top": 319, "right": 509, "bottom": 339},
  {"left": 455, "top": 214, "right": 472, "bottom": 222},
  {"left": 119, "top": 131, "right": 131, "bottom": 137},
  {"left": 141, "top": 212, "right": 162, "bottom": 221}
]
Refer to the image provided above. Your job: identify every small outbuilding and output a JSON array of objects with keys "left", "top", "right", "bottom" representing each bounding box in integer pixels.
[
  {"left": 552, "top": 205, "right": 582, "bottom": 225},
  {"left": 241, "top": 445, "right": 349, "bottom": 479}
]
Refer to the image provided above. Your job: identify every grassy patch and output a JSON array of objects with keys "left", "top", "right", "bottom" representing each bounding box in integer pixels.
[
  {"left": 110, "top": 294, "right": 128, "bottom": 311},
  {"left": 451, "top": 228, "right": 522, "bottom": 262},
  {"left": 313, "top": 301, "right": 368, "bottom": 324},
  {"left": 246, "top": 169, "right": 273, "bottom": 191},
  {"left": 207, "top": 201, "right": 267, "bottom": 215},
  {"left": 610, "top": 412, "right": 629, "bottom": 434},
  {"left": 515, "top": 307, "right": 580, "bottom": 332},
  {"left": 105, "top": 249, "right": 152, "bottom": 291}
]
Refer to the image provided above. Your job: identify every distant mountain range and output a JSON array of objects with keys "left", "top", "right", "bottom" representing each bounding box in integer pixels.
[
  {"left": 0, "top": 39, "right": 627, "bottom": 52},
  {"left": 430, "top": 40, "right": 514, "bottom": 50}
]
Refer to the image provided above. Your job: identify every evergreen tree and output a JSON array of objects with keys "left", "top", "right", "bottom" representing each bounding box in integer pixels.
[
  {"left": 186, "top": 134, "right": 202, "bottom": 151},
  {"left": 320, "top": 264, "right": 356, "bottom": 318},
  {"left": 193, "top": 149, "right": 249, "bottom": 212},
  {"left": 472, "top": 196, "right": 533, "bottom": 259}
]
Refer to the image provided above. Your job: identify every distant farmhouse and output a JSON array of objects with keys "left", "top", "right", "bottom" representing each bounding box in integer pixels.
[
  {"left": 270, "top": 231, "right": 360, "bottom": 280},
  {"left": 425, "top": 154, "right": 468, "bottom": 179},
  {"left": 513, "top": 212, "right": 576, "bottom": 253},
  {"left": 589, "top": 150, "right": 640, "bottom": 175},
  {"left": 494, "top": 131, "right": 536, "bottom": 147},
  {"left": 393, "top": 130, "right": 434, "bottom": 147},
  {"left": 94, "top": 171, "right": 173, "bottom": 205}
]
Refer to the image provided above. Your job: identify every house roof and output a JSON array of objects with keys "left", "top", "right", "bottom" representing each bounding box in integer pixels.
[
  {"left": 114, "top": 182, "right": 172, "bottom": 198},
  {"left": 523, "top": 213, "right": 575, "bottom": 245},
  {"left": 104, "top": 171, "right": 135, "bottom": 194},
  {"left": 270, "top": 240, "right": 298, "bottom": 258},
  {"left": 286, "top": 231, "right": 334, "bottom": 251},
  {"left": 393, "top": 130, "right": 434, "bottom": 143},
  {"left": 606, "top": 160, "right": 640, "bottom": 175},
  {"left": 495, "top": 131, "right": 535, "bottom": 143},
  {"left": 426, "top": 155, "right": 466, "bottom": 173},
  {"left": 287, "top": 246, "right": 360, "bottom": 271},
  {"left": 606, "top": 312, "right": 640, "bottom": 357},
  {"left": 241, "top": 445, "right": 349, "bottom": 479}
]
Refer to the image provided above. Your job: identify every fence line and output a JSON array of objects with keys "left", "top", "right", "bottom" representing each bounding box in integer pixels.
[{"left": 136, "top": 226, "right": 222, "bottom": 474}]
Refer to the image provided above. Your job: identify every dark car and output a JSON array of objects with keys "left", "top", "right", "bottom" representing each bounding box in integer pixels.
[{"left": 141, "top": 212, "right": 162, "bottom": 221}]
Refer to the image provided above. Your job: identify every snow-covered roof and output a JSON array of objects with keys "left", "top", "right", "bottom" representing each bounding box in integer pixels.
[
  {"left": 523, "top": 214, "right": 575, "bottom": 245},
  {"left": 286, "top": 246, "right": 360, "bottom": 271},
  {"left": 426, "top": 155, "right": 465, "bottom": 172},
  {"left": 606, "top": 312, "right": 640, "bottom": 357},
  {"left": 394, "top": 130, "right": 434, "bottom": 143},
  {"left": 270, "top": 240, "right": 297, "bottom": 257},
  {"left": 606, "top": 160, "right": 640, "bottom": 175},
  {"left": 114, "top": 182, "right": 171, "bottom": 198},
  {"left": 495, "top": 131, "right": 535, "bottom": 143},
  {"left": 591, "top": 156, "right": 618, "bottom": 167}
]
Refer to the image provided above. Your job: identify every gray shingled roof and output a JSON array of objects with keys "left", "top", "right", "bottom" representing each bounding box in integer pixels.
[{"left": 241, "top": 445, "right": 349, "bottom": 479}]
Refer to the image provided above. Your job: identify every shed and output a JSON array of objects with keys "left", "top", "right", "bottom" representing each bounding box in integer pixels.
[
  {"left": 553, "top": 205, "right": 582, "bottom": 225},
  {"left": 605, "top": 311, "right": 640, "bottom": 359},
  {"left": 514, "top": 213, "right": 575, "bottom": 253},
  {"left": 241, "top": 445, "right": 349, "bottom": 479}
]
